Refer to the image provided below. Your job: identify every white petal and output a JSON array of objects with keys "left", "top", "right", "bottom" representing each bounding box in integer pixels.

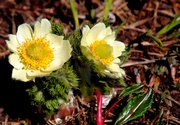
[
  {"left": 85, "top": 22, "right": 106, "bottom": 45},
  {"left": 17, "top": 24, "right": 33, "bottom": 44},
  {"left": 112, "top": 41, "right": 125, "bottom": 58},
  {"left": 9, "top": 54, "right": 24, "bottom": 69},
  {"left": 43, "top": 58, "right": 63, "bottom": 71},
  {"left": 56, "top": 40, "right": 72, "bottom": 59},
  {"left": 27, "top": 70, "right": 51, "bottom": 77},
  {"left": 81, "top": 25, "right": 90, "bottom": 46},
  {"left": 108, "top": 63, "right": 121, "bottom": 73},
  {"left": 104, "top": 33, "right": 116, "bottom": 45},
  {"left": 104, "top": 65, "right": 125, "bottom": 78},
  {"left": 82, "top": 25, "right": 90, "bottom": 35},
  {"left": 46, "top": 33, "right": 63, "bottom": 48},
  {"left": 103, "top": 71, "right": 118, "bottom": 78},
  {"left": 97, "top": 27, "right": 112, "bottom": 40},
  {"left": 6, "top": 35, "right": 19, "bottom": 52},
  {"left": 34, "top": 19, "right": 51, "bottom": 38},
  {"left": 112, "top": 58, "right": 120, "bottom": 64},
  {"left": 80, "top": 46, "right": 94, "bottom": 60},
  {"left": 44, "top": 41, "right": 72, "bottom": 71},
  {"left": 12, "top": 69, "right": 31, "bottom": 82},
  {"left": 53, "top": 40, "right": 72, "bottom": 58},
  {"left": 118, "top": 68, "right": 126, "bottom": 76}
]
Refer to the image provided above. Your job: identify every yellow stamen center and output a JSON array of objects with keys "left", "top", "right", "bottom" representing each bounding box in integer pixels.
[
  {"left": 18, "top": 37, "right": 54, "bottom": 70},
  {"left": 90, "top": 40, "right": 113, "bottom": 65}
]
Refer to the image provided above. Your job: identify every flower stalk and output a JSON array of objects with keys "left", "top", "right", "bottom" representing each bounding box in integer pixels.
[{"left": 95, "top": 89, "right": 104, "bottom": 125}]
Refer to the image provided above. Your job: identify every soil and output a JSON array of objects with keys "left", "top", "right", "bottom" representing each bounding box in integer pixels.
[{"left": 0, "top": 0, "right": 180, "bottom": 125}]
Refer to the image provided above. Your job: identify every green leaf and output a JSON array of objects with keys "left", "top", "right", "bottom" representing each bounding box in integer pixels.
[
  {"left": 103, "top": 0, "right": 113, "bottom": 20},
  {"left": 117, "top": 77, "right": 127, "bottom": 87},
  {"left": 157, "top": 13, "right": 180, "bottom": 35},
  {"left": 23, "top": 122, "right": 29, "bottom": 125},
  {"left": 155, "top": 108, "right": 164, "bottom": 125},
  {"left": 115, "top": 89, "right": 154, "bottom": 125},
  {"left": 79, "top": 81, "right": 94, "bottom": 97},
  {"left": 115, "top": 20, "right": 126, "bottom": 37},
  {"left": 119, "top": 83, "right": 144, "bottom": 97},
  {"left": 70, "top": 0, "right": 79, "bottom": 29},
  {"left": 51, "top": 23, "right": 64, "bottom": 36},
  {"left": 145, "top": 33, "right": 163, "bottom": 50},
  {"left": 167, "top": 31, "right": 180, "bottom": 39},
  {"left": 26, "top": 62, "right": 79, "bottom": 116}
]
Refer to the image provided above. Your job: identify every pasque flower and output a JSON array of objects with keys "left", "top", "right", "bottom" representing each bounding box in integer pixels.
[
  {"left": 80, "top": 22, "right": 125, "bottom": 78},
  {"left": 6, "top": 19, "right": 72, "bottom": 82}
]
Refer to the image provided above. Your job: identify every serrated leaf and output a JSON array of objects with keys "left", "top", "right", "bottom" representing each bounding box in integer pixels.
[
  {"left": 157, "top": 13, "right": 180, "bottom": 35},
  {"left": 145, "top": 33, "right": 163, "bottom": 50},
  {"left": 115, "top": 89, "right": 154, "bottom": 125},
  {"left": 119, "top": 83, "right": 144, "bottom": 97}
]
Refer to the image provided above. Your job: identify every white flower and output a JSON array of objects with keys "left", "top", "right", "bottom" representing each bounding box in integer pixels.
[
  {"left": 80, "top": 22, "right": 126, "bottom": 78},
  {"left": 6, "top": 19, "right": 72, "bottom": 82}
]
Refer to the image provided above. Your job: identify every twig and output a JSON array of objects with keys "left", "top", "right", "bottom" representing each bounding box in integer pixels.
[
  {"left": 121, "top": 59, "right": 157, "bottom": 67},
  {"left": 153, "top": 1, "right": 159, "bottom": 27},
  {"left": 158, "top": 10, "right": 175, "bottom": 18},
  {"left": 143, "top": 83, "right": 180, "bottom": 107},
  {"left": 5, "top": 115, "right": 8, "bottom": 125},
  {"left": 123, "top": 18, "right": 150, "bottom": 28},
  {"left": 168, "top": 116, "right": 180, "bottom": 124},
  {"left": 77, "top": 96, "right": 90, "bottom": 108},
  {"left": 122, "top": 26, "right": 147, "bottom": 33},
  {"left": 0, "top": 44, "right": 10, "bottom": 59},
  {"left": 130, "top": 49, "right": 165, "bottom": 57},
  {"left": 0, "top": 50, "right": 9, "bottom": 58}
]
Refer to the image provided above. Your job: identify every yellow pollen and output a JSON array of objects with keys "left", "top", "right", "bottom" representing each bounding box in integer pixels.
[
  {"left": 18, "top": 37, "right": 54, "bottom": 70},
  {"left": 90, "top": 40, "right": 114, "bottom": 65}
]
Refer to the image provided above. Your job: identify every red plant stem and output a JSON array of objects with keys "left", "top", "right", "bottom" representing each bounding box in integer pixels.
[
  {"left": 95, "top": 89, "right": 104, "bottom": 125},
  {"left": 151, "top": 115, "right": 158, "bottom": 125},
  {"left": 136, "top": 73, "right": 141, "bottom": 83},
  {"left": 103, "top": 98, "right": 122, "bottom": 122},
  {"left": 171, "top": 66, "right": 176, "bottom": 81}
]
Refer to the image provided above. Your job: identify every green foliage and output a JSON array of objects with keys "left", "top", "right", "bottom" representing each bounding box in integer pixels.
[
  {"left": 94, "top": 80, "right": 112, "bottom": 95},
  {"left": 119, "top": 47, "right": 131, "bottom": 67},
  {"left": 26, "top": 62, "right": 79, "bottom": 116},
  {"left": 157, "top": 13, "right": 180, "bottom": 35},
  {"left": 115, "top": 89, "right": 154, "bottom": 125},
  {"left": 145, "top": 32, "right": 163, "bottom": 50},
  {"left": 103, "top": 0, "right": 113, "bottom": 20},
  {"left": 117, "top": 77, "right": 127, "bottom": 87},
  {"left": 90, "top": 9, "right": 95, "bottom": 20},
  {"left": 68, "top": 27, "right": 117, "bottom": 97},
  {"left": 119, "top": 83, "right": 144, "bottom": 97},
  {"left": 115, "top": 20, "right": 126, "bottom": 37},
  {"left": 155, "top": 108, "right": 164, "bottom": 125},
  {"left": 75, "top": 62, "right": 113, "bottom": 97},
  {"left": 167, "top": 31, "right": 180, "bottom": 39},
  {"left": 69, "top": 30, "right": 83, "bottom": 56},
  {"left": 23, "top": 122, "right": 29, "bottom": 125},
  {"left": 153, "top": 64, "right": 167, "bottom": 76},
  {"left": 169, "top": 46, "right": 180, "bottom": 56},
  {"left": 70, "top": 0, "right": 79, "bottom": 29},
  {"left": 51, "top": 23, "right": 64, "bottom": 36}
]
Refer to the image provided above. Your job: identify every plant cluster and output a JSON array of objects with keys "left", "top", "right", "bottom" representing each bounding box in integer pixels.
[{"left": 4, "top": 0, "right": 180, "bottom": 124}]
